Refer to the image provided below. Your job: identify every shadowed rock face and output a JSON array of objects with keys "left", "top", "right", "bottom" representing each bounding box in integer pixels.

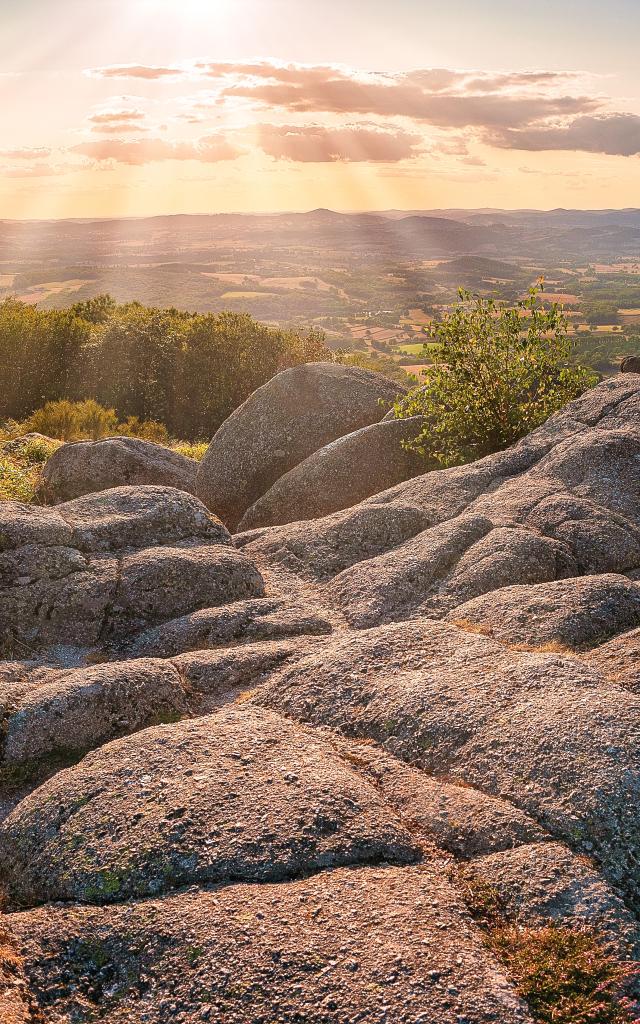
[
  {"left": 238, "top": 416, "right": 427, "bottom": 531},
  {"left": 3, "top": 377, "right": 640, "bottom": 1022},
  {"left": 196, "top": 362, "right": 406, "bottom": 530},
  {"left": 620, "top": 357, "right": 640, "bottom": 374},
  {"left": 40, "top": 436, "right": 199, "bottom": 504}
]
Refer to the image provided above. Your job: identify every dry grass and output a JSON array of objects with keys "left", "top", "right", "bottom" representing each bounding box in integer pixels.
[
  {"left": 449, "top": 619, "right": 576, "bottom": 656},
  {"left": 172, "top": 441, "right": 208, "bottom": 461},
  {"left": 0, "top": 925, "right": 36, "bottom": 1024},
  {"left": 0, "top": 436, "right": 61, "bottom": 502},
  {"left": 448, "top": 617, "right": 495, "bottom": 637},
  {"left": 491, "top": 925, "right": 638, "bottom": 1024},
  {"left": 455, "top": 868, "right": 638, "bottom": 1024},
  {"left": 509, "top": 640, "right": 574, "bottom": 655}
]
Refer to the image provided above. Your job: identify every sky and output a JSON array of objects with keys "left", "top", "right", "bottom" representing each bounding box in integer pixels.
[{"left": 2, "top": 0, "right": 640, "bottom": 218}]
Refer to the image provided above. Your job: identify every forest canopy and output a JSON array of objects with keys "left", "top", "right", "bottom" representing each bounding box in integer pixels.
[{"left": 0, "top": 295, "right": 330, "bottom": 439}]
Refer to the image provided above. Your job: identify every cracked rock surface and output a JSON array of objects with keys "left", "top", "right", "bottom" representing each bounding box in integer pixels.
[{"left": 2, "top": 375, "right": 640, "bottom": 1022}]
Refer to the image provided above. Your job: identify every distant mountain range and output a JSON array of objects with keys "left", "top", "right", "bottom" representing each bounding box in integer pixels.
[{"left": 2, "top": 208, "right": 640, "bottom": 266}]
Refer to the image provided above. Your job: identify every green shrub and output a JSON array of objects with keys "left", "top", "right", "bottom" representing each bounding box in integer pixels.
[
  {"left": 23, "top": 399, "right": 87, "bottom": 441},
  {"left": 20, "top": 399, "right": 169, "bottom": 443},
  {"left": 18, "top": 436, "right": 62, "bottom": 465},
  {"left": 393, "top": 286, "right": 597, "bottom": 467},
  {"left": 116, "top": 416, "right": 169, "bottom": 444},
  {"left": 0, "top": 456, "right": 38, "bottom": 501}
]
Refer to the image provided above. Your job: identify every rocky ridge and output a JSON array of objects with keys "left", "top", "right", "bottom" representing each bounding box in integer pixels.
[{"left": 1, "top": 370, "right": 640, "bottom": 1022}]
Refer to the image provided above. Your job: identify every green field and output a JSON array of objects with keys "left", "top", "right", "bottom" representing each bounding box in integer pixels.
[{"left": 395, "top": 342, "right": 436, "bottom": 355}]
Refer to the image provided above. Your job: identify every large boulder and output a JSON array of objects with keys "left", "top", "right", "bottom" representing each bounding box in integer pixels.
[
  {"left": 40, "top": 436, "right": 198, "bottom": 504},
  {"left": 0, "top": 659, "right": 189, "bottom": 766},
  {"left": 620, "top": 356, "right": 640, "bottom": 374},
  {"left": 0, "top": 486, "right": 264, "bottom": 654},
  {"left": 241, "top": 376, "right": 640, "bottom": 613},
  {"left": 196, "top": 362, "right": 406, "bottom": 530},
  {"left": 238, "top": 416, "right": 426, "bottom": 530}
]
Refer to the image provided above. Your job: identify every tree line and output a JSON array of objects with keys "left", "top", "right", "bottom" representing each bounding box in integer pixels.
[{"left": 0, "top": 295, "right": 329, "bottom": 439}]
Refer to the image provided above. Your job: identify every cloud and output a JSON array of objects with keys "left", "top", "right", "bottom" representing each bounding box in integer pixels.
[
  {"left": 0, "top": 163, "right": 71, "bottom": 178},
  {"left": 462, "top": 71, "right": 578, "bottom": 93},
  {"left": 217, "top": 64, "right": 596, "bottom": 130},
  {"left": 86, "top": 64, "right": 182, "bottom": 80},
  {"left": 74, "top": 59, "right": 640, "bottom": 163},
  {"left": 487, "top": 114, "right": 640, "bottom": 155},
  {"left": 0, "top": 147, "right": 52, "bottom": 160},
  {"left": 90, "top": 123, "right": 148, "bottom": 134},
  {"left": 89, "top": 109, "right": 145, "bottom": 124},
  {"left": 71, "top": 134, "right": 244, "bottom": 165},
  {"left": 88, "top": 109, "right": 148, "bottom": 134},
  {"left": 256, "top": 123, "right": 422, "bottom": 162}
]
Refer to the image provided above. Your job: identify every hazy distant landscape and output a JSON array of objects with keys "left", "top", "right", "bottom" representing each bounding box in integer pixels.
[{"left": 3, "top": 207, "right": 640, "bottom": 377}]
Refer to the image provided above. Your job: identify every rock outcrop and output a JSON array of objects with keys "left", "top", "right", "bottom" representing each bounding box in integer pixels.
[
  {"left": 196, "top": 362, "right": 405, "bottom": 529},
  {"left": 0, "top": 485, "right": 263, "bottom": 654},
  {"left": 39, "top": 436, "right": 198, "bottom": 504},
  {"left": 449, "top": 573, "right": 640, "bottom": 649},
  {"left": 9, "top": 866, "right": 533, "bottom": 1024},
  {"left": 0, "top": 706, "right": 421, "bottom": 907},
  {"left": 3, "top": 375, "right": 640, "bottom": 1023}
]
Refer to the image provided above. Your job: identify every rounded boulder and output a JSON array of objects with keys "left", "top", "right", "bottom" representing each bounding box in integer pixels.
[
  {"left": 40, "top": 436, "right": 199, "bottom": 504},
  {"left": 196, "top": 362, "right": 406, "bottom": 530}
]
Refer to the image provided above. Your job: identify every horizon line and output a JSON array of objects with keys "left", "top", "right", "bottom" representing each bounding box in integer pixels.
[{"left": 2, "top": 206, "right": 640, "bottom": 225}]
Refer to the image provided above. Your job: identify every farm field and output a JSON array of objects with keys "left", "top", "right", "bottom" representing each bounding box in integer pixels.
[{"left": 2, "top": 208, "right": 640, "bottom": 376}]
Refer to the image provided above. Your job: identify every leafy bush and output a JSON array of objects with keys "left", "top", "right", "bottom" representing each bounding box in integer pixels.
[
  {"left": 0, "top": 296, "right": 333, "bottom": 440},
  {"left": 393, "top": 287, "right": 597, "bottom": 467},
  {"left": 21, "top": 399, "right": 168, "bottom": 443},
  {"left": 117, "top": 416, "right": 169, "bottom": 444},
  {"left": 17, "top": 436, "right": 62, "bottom": 465}
]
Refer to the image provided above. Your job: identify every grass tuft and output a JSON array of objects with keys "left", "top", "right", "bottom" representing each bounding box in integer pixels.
[
  {"left": 0, "top": 435, "right": 61, "bottom": 502},
  {"left": 490, "top": 924, "right": 638, "bottom": 1024},
  {"left": 0, "top": 456, "right": 37, "bottom": 502},
  {"left": 455, "top": 868, "right": 638, "bottom": 1024},
  {"left": 172, "top": 441, "right": 208, "bottom": 461}
]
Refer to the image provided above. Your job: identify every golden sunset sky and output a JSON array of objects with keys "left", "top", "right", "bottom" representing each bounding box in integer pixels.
[{"left": 2, "top": 0, "right": 640, "bottom": 218}]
